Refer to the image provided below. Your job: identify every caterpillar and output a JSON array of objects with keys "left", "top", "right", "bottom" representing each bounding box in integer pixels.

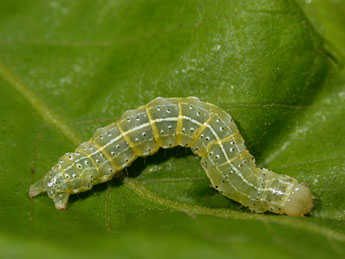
[{"left": 29, "top": 97, "right": 313, "bottom": 216}]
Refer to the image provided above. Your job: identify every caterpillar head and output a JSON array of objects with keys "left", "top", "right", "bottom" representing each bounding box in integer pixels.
[
  {"left": 29, "top": 168, "right": 70, "bottom": 210},
  {"left": 283, "top": 183, "right": 313, "bottom": 216}
]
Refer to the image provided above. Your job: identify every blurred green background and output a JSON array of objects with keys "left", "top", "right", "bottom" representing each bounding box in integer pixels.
[{"left": 0, "top": 0, "right": 344, "bottom": 258}]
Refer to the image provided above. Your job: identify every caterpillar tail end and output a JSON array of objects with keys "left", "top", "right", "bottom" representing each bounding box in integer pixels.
[
  {"left": 29, "top": 178, "right": 69, "bottom": 210},
  {"left": 29, "top": 179, "right": 45, "bottom": 198},
  {"left": 53, "top": 192, "right": 69, "bottom": 210},
  {"left": 284, "top": 183, "right": 314, "bottom": 216}
]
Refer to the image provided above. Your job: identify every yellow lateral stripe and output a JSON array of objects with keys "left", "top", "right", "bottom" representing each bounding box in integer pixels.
[
  {"left": 281, "top": 183, "right": 295, "bottom": 208},
  {"left": 218, "top": 130, "right": 241, "bottom": 144},
  {"left": 191, "top": 114, "right": 216, "bottom": 145},
  {"left": 117, "top": 124, "right": 141, "bottom": 157},
  {"left": 175, "top": 98, "right": 183, "bottom": 145},
  {"left": 205, "top": 129, "right": 241, "bottom": 151},
  {"left": 59, "top": 167, "right": 71, "bottom": 182},
  {"left": 197, "top": 150, "right": 208, "bottom": 158},
  {"left": 89, "top": 140, "right": 119, "bottom": 171},
  {"left": 77, "top": 148, "right": 101, "bottom": 177},
  {"left": 145, "top": 106, "right": 163, "bottom": 147},
  {"left": 56, "top": 158, "right": 76, "bottom": 191},
  {"left": 218, "top": 150, "right": 250, "bottom": 167}
]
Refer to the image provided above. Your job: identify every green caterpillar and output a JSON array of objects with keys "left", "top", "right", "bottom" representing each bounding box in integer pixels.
[{"left": 29, "top": 97, "right": 313, "bottom": 216}]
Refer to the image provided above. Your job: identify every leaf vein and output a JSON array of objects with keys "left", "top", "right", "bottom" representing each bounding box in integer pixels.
[
  {"left": 0, "top": 62, "right": 82, "bottom": 146},
  {"left": 124, "top": 177, "right": 345, "bottom": 243}
]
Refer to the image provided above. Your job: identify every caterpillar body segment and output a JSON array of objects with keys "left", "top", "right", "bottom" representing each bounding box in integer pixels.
[{"left": 29, "top": 97, "right": 313, "bottom": 216}]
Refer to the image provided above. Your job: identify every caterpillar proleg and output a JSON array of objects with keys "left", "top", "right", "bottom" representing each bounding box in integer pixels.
[{"left": 29, "top": 97, "right": 313, "bottom": 216}]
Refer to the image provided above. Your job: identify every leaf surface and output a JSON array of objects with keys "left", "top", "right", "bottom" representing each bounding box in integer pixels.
[{"left": 0, "top": 0, "right": 344, "bottom": 258}]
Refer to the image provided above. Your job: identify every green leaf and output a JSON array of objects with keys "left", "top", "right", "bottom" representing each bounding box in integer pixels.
[{"left": 0, "top": 0, "right": 344, "bottom": 258}]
